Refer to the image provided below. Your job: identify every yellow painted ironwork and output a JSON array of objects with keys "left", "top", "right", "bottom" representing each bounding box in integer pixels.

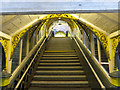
[
  {"left": 111, "top": 77, "right": 120, "bottom": 86},
  {"left": 1, "top": 13, "right": 119, "bottom": 88},
  {"left": 91, "top": 28, "right": 110, "bottom": 59},
  {"left": 4, "top": 14, "right": 117, "bottom": 73},
  {"left": 0, "top": 71, "right": 11, "bottom": 87},
  {"left": 40, "top": 14, "right": 77, "bottom": 32},
  {"left": 74, "top": 20, "right": 110, "bottom": 60},
  {"left": 72, "top": 19, "right": 79, "bottom": 31},
  {"left": 41, "top": 14, "right": 77, "bottom": 20},
  {"left": 0, "top": 37, "right": 9, "bottom": 70},
  {"left": 44, "top": 14, "right": 76, "bottom": 36},
  {"left": 0, "top": 77, "right": 9, "bottom": 87},
  {"left": 10, "top": 26, "right": 32, "bottom": 60},
  {"left": 111, "top": 35, "right": 120, "bottom": 70}
]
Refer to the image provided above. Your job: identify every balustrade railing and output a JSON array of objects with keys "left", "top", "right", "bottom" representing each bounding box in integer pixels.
[{"left": 6, "top": 21, "right": 54, "bottom": 89}]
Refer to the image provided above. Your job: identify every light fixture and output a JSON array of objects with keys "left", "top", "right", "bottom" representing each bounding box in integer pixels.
[{"left": 58, "top": 17, "right": 61, "bottom": 20}]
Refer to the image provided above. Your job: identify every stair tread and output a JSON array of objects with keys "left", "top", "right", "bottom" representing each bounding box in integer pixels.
[
  {"left": 45, "top": 50, "right": 75, "bottom": 52},
  {"left": 43, "top": 55, "right": 77, "bottom": 57},
  {"left": 31, "top": 81, "right": 89, "bottom": 84},
  {"left": 42, "top": 57, "right": 78, "bottom": 58},
  {"left": 36, "top": 70, "right": 84, "bottom": 73},
  {"left": 39, "top": 63, "right": 81, "bottom": 65},
  {"left": 29, "top": 37, "right": 90, "bottom": 89},
  {"left": 29, "top": 87, "right": 91, "bottom": 90},
  {"left": 40, "top": 59, "right": 80, "bottom": 61},
  {"left": 40, "top": 60, "right": 79, "bottom": 62},
  {"left": 37, "top": 66, "right": 83, "bottom": 70},
  {"left": 37, "top": 66, "right": 82, "bottom": 68},
  {"left": 34, "top": 75, "right": 87, "bottom": 78},
  {"left": 44, "top": 53, "right": 76, "bottom": 55}
]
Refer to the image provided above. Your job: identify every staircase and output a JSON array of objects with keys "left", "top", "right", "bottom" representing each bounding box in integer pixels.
[
  {"left": 94, "top": 41, "right": 109, "bottom": 72},
  {"left": 29, "top": 37, "right": 91, "bottom": 90}
]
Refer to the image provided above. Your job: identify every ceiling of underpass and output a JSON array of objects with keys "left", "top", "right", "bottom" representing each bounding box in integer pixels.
[{"left": 1, "top": 13, "right": 119, "bottom": 36}]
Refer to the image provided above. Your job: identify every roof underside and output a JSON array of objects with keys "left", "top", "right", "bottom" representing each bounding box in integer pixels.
[
  {"left": 1, "top": 2, "right": 119, "bottom": 36},
  {"left": 1, "top": 13, "right": 119, "bottom": 36}
]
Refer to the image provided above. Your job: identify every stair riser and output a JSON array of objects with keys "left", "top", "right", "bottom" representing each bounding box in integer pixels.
[
  {"left": 44, "top": 53, "right": 76, "bottom": 55},
  {"left": 30, "top": 84, "right": 89, "bottom": 88},
  {"left": 35, "top": 72, "right": 85, "bottom": 75},
  {"left": 36, "top": 68, "right": 83, "bottom": 70},
  {"left": 33, "top": 77, "right": 87, "bottom": 81},
  {"left": 43, "top": 55, "right": 77, "bottom": 58},
  {"left": 38, "top": 64, "right": 81, "bottom": 66},
  {"left": 40, "top": 59, "right": 79, "bottom": 60},
  {"left": 29, "top": 38, "right": 90, "bottom": 89},
  {"left": 39, "top": 61, "right": 80, "bottom": 63},
  {"left": 41, "top": 58, "right": 79, "bottom": 60}
]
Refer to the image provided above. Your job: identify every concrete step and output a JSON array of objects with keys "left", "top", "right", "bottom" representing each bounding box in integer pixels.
[
  {"left": 39, "top": 60, "right": 80, "bottom": 63},
  {"left": 38, "top": 63, "right": 81, "bottom": 66},
  {"left": 31, "top": 81, "right": 89, "bottom": 88},
  {"left": 41, "top": 57, "right": 79, "bottom": 60},
  {"left": 37, "top": 66, "right": 83, "bottom": 70},
  {"left": 33, "top": 75, "right": 87, "bottom": 81},
  {"left": 42, "top": 55, "right": 77, "bottom": 57},
  {"left": 35, "top": 70, "right": 85, "bottom": 75},
  {"left": 44, "top": 50, "right": 75, "bottom": 53},
  {"left": 44, "top": 52, "right": 76, "bottom": 55},
  {"left": 29, "top": 87, "right": 91, "bottom": 90},
  {"left": 29, "top": 37, "right": 90, "bottom": 89}
]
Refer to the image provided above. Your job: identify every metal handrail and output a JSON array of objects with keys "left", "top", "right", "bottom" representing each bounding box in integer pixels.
[
  {"left": 75, "top": 35, "right": 110, "bottom": 76},
  {"left": 10, "top": 20, "right": 42, "bottom": 59},
  {"left": 13, "top": 31, "right": 53, "bottom": 89},
  {"left": 15, "top": 37, "right": 47, "bottom": 89},
  {"left": 73, "top": 37, "right": 106, "bottom": 89},
  {"left": 75, "top": 20, "right": 109, "bottom": 59},
  {"left": 9, "top": 36, "right": 45, "bottom": 84}
]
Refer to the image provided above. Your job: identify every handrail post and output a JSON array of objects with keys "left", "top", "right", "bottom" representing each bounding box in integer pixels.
[
  {"left": 26, "top": 32, "right": 29, "bottom": 55},
  {"left": 79, "top": 29, "right": 81, "bottom": 39},
  {"left": 97, "top": 39, "right": 101, "bottom": 65},
  {"left": 90, "top": 32, "right": 95, "bottom": 56},
  {"left": 19, "top": 39, "right": 23, "bottom": 64},
  {"left": 39, "top": 29, "right": 41, "bottom": 39},
  {"left": 82, "top": 30, "right": 85, "bottom": 44},
  {"left": 14, "top": 35, "right": 48, "bottom": 89}
]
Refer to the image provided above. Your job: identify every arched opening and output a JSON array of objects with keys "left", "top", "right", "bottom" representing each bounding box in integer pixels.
[
  {"left": 0, "top": 42, "right": 6, "bottom": 71},
  {"left": 115, "top": 42, "right": 120, "bottom": 70},
  {"left": 48, "top": 20, "right": 72, "bottom": 37},
  {"left": 55, "top": 31, "right": 66, "bottom": 37}
]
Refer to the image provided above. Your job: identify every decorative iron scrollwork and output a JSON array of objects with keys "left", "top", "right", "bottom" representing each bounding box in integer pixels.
[
  {"left": 74, "top": 20, "right": 110, "bottom": 59},
  {"left": 0, "top": 37, "right": 9, "bottom": 66},
  {"left": 10, "top": 26, "right": 31, "bottom": 60},
  {"left": 41, "top": 14, "right": 76, "bottom": 20},
  {"left": 111, "top": 35, "right": 120, "bottom": 69},
  {"left": 92, "top": 28, "right": 110, "bottom": 59}
]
